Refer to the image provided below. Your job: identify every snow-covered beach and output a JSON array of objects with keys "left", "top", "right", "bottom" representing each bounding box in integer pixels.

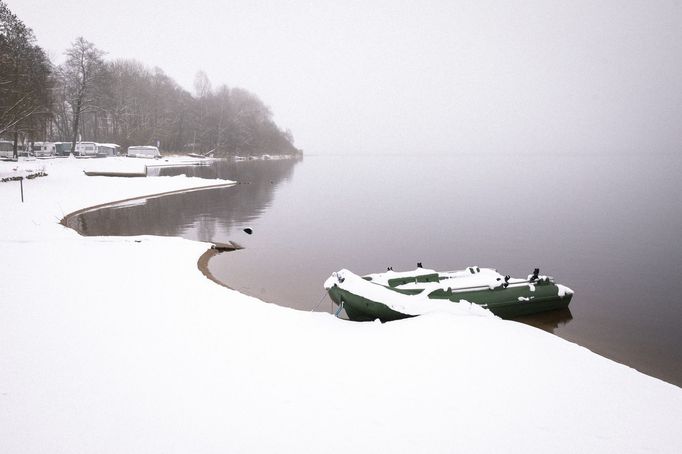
[{"left": 2, "top": 157, "right": 682, "bottom": 453}]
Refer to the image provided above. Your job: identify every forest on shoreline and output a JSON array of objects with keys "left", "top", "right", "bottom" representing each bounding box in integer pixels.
[{"left": 0, "top": 1, "right": 301, "bottom": 157}]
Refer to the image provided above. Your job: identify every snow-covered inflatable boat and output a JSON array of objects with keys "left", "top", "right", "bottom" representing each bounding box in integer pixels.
[{"left": 324, "top": 266, "right": 573, "bottom": 322}]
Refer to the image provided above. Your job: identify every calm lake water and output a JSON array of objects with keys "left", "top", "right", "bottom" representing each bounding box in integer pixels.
[{"left": 71, "top": 153, "right": 682, "bottom": 387}]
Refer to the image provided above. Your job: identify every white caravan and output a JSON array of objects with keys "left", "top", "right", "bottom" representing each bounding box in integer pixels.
[
  {"left": 75, "top": 141, "right": 98, "bottom": 156},
  {"left": 32, "top": 142, "right": 56, "bottom": 157},
  {"left": 127, "top": 145, "right": 160, "bottom": 158}
]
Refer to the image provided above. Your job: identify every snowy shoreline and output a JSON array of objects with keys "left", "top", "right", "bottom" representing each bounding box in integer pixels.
[
  {"left": 59, "top": 181, "right": 236, "bottom": 230},
  {"left": 2, "top": 157, "right": 682, "bottom": 453}
]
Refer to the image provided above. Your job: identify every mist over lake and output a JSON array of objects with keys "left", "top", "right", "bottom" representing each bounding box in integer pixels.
[
  {"left": 5, "top": 1, "right": 682, "bottom": 451},
  {"left": 72, "top": 151, "right": 682, "bottom": 386}
]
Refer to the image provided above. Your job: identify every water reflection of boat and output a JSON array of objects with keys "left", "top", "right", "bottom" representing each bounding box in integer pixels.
[
  {"left": 324, "top": 267, "right": 573, "bottom": 322},
  {"left": 511, "top": 307, "right": 574, "bottom": 333}
]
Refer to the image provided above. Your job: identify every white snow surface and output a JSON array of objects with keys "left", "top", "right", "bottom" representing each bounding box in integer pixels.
[{"left": 2, "top": 157, "right": 682, "bottom": 453}]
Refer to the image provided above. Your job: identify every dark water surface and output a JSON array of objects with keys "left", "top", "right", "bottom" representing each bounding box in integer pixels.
[{"left": 72, "top": 154, "right": 682, "bottom": 387}]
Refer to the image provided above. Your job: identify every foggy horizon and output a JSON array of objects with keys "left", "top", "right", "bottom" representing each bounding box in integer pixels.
[{"left": 11, "top": 0, "right": 682, "bottom": 155}]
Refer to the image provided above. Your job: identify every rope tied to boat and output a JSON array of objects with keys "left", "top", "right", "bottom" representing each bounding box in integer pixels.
[
  {"left": 334, "top": 300, "right": 345, "bottom": 317},
  {"left": 310, "top": 290, "right": 329, "bottom": 312}
]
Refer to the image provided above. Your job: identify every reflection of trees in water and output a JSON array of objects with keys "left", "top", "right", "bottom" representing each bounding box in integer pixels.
[{"left": 70, "top": 158, "right": 300, "bottom": 240}]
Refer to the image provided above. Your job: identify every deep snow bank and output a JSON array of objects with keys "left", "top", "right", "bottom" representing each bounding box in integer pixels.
[{"left": 1, "top": 157, "right": 682, "bottom": 454}]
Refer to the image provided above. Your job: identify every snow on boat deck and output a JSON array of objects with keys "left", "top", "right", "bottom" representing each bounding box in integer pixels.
[{"left": 1, "top": 156, "right": 682, "bottom": 453}]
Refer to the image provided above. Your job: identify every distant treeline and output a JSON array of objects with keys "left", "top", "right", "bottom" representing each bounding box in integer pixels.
[{"left": 0, "top": 1, "right": 300, "bottom": 157}]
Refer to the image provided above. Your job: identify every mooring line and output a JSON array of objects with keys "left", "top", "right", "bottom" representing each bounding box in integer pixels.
[{"left": 310, "top": 290, "right": 328, "bottom": 312}]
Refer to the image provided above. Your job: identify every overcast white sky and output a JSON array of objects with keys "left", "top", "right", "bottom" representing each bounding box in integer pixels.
[{"left": 9, "top": 0, "right": 682, "bottom": 155}]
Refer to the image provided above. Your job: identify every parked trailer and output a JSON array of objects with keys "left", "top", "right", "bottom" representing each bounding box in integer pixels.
[
  {"left": 32, "top": 142, "right": 57, "bottom": 157},
  {"left": 0, "top": 140, "right": 13, "bottom": 159},
  {"left": 127, "top": 145, "right": 160, "bottom": 158},
  {"left": 55, "top": 142, "right": 72, "bottom": 156},
  {"left": 96, "top": 143, "right": 121, "bottom": 156},
  {"left": 75, "top": 141, "right": 98, "bottom": 156},
  {"left": 0, "top": 140, "right": 27, "bottom": 158}
]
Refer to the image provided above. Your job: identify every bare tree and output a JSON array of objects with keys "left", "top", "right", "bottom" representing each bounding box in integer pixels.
[
  {"left": 0, "top": 1, "right": 52, "bottom": 156},
  {"left": 44, "top": 48, "right": 298, "bottom": 157},
  {"left": 61, "top": 36, "right": 105, "bottom": 155},
  {"left": 213, "top": 85, "right": 231, "bottom": 153},
  {"left": 190, "top": 70, "right": 214, "bottom": 152},
  {"left": 193, "top": 70, "right": 212, "bottom": 98}
]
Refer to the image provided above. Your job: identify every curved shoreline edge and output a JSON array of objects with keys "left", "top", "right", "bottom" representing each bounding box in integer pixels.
[
  {"left": 197, "top": 248, "right": 234, "bottom": 290},
  {"left": 59, "top": 181, "right": 238, "bottom": 291},
  {"left": 59, "top": 182, "right": 236, "bottom": 227}
]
